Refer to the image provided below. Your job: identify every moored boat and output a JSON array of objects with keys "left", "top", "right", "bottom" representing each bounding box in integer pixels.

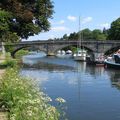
[
  {"left": 95, "top": 55, "right": 105, "bottom": 66},
  {"left": 104, "top": 51, "right": 120, "bottom": 69},
  {"left": 104, "top": 60, "right": 120, "bottom": 69},
  {"left": 66, "top": 50, "right": 72, "bottom": 54},
  {"left": 74, "top": 49, "right": 87, "bottom": 61},
  {"left": 86, "top": 55, "right": 105, "bottom": 66}
]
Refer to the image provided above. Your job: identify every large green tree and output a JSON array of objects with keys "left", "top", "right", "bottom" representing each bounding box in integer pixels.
[
  {"left": 81, "top": 29, "right": 92, "bottom": 40},
  {"left": 92, "top": 29, "right": 106, "bottom": 40},
  {"left": 0, "top": 0, "right": 54, "bottom": 41},
  {"left": 68, "top": 32, "right": 79, "bottom": 40},
  {"left": 108, "top": 17, "right": 120, "bottom": 40},
  {"left": 0, "top": 10, "right": 13, "bottom": 42}
]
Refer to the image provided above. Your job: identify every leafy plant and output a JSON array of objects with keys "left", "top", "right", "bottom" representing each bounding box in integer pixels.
[{"left": 0, "top": 68, "right": 60, "bottom": 120}]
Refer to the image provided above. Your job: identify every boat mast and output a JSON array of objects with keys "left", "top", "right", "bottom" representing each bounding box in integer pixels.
[{"left": 78, "top": 16, "right": 81, "bottom": 49}]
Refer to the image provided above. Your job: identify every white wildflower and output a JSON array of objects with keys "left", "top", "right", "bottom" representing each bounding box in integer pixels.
[{"left": 55, "top": 97, "right": 66, "bottom": 103}]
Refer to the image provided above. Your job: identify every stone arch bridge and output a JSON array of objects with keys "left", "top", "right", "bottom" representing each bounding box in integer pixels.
[{"left": 1, "top": 40, "right": 120, "bottom": 58}]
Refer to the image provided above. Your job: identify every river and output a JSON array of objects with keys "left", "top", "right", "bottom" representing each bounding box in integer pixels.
[{"left": 20, "top": 52, "right": 120, "bottom": 120}]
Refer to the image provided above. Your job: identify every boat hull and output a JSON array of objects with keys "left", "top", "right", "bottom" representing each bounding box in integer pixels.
[
  {"left": 74, "top": 56, "right": 86, "bottom": 61},
  {"left": 104, "top": 61, "right": 120, "bottom": 69}
]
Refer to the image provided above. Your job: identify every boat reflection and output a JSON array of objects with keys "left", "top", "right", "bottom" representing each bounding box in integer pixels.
[{"left": 107, "top": 70, "right": 120, "bottom": 88}]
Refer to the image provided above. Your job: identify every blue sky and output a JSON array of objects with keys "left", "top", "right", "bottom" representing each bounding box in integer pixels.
[{"left": 27, "top": 0, "right": 120, "bottom": 41}]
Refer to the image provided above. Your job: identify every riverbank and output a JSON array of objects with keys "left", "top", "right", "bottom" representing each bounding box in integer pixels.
[
  {"left": 0, "top": 67, "right": 60, "bottom": 120},
  {"left": 0, "top": 55, "right": 8, "bottom": 120},
  {"left": 0, "top": 69, "right": 5, "bottom": 78},
  {"left": 0, "top": 112, "right": 8, "bottom": 120},
  {"left": 0, "top": 69, "right": 7, "bottom": 120},
  {"left": 0, "top": 53, "right": 60, "bottom": 120}
]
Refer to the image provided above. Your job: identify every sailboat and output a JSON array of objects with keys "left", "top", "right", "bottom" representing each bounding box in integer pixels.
[{"left": 73, "top": 17, "right": 87, "bottom": 61}]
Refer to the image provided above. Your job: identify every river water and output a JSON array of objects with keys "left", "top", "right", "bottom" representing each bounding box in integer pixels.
[{"left": 20, "top": 52, "right": 120, "bottom": 120}]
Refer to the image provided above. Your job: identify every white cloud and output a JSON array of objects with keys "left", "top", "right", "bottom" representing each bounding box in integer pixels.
[
  {"left": 100, "top": 23, "right": 110, "bottom": 28},
  {"left": 59, "top": 20, "right": 65, "bottom": 24},
  {"left": 50, "top": 20, "right": 65, "bottom": 25},
  {"left": 82, "top": 17, "right": 93, "bottom": 24},
  {"left": 67, "top": 15, "right": 77, "bottom": 22},
  {"left": 49, "top": 35, "right": 55, "bottom": 39},
  {"left": 51, "top": 26, "right": 69, "bottom": 32}
]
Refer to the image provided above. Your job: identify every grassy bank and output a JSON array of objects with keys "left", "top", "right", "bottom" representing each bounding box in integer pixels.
[
  {"left": 0, "top": 50, "right": 28, "bottom": 69},
  {"left": 0, "top": 53, "right": 16, "bottom": 69},
  {"left": 0, "top": 67, "right": 60, "bottom": 120},
  {"left": 0, "top": 52, "right": 60, "bottom": 120}
]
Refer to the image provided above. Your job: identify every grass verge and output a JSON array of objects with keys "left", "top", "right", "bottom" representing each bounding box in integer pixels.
[{"left": 0, "top": 67, "right": 60, "bottom": 120}]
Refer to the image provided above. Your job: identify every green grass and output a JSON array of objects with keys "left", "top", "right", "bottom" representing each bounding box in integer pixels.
[
  {"left": 0, "top": 56, "right": 17, "bottom": 69},
  {"left": 0, "top": 67, "right": 60, "bottom": 120}
]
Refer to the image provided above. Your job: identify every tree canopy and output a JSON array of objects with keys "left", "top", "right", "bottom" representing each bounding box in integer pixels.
[
  {"left": 92, "top": 29, "right": 107, "bottom": 40},
  {"left": 52, "top": 18, "right": 120, "bottom": 41},
  {"left": 60, "top": 28, "right": 107, "bottom": 41},
  {"left": 0, "top": 0, "right": 54, "bottom": 41},
  {"left": 81, "top": 29, "right": 92, "bottom": 40},
  {"left": 108, "top": 17, "right": 120, "bottom": 40}
]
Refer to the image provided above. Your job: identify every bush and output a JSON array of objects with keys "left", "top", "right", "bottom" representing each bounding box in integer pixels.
[
  {"left": 0, "top": 59, "right": 17, "bottom": 68},
  {"left": 0, "top": 68, "right": 60, "bottom": 120}
]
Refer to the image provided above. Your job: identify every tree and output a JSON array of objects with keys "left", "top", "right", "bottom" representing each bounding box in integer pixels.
[
  {"left": 108, "top": 17, "right": 120, "bottom": 40},
  {"left": 103, "top": 27, "right": 107, "bottom": 35},
  {"left": 0, "top": 10, "right": 13, "bottom": 42},
  {"left": 3, "top": 32, "right": 19, "bottom": 43},
  {"left": 68, "top": 32, "right": 79, "bottom": 40},
  {"left": 62, "top": 34, "right": 68, "bottom": 40},
  {"left": 0, "top": 0, "right": 54, "bottom": 41},
  {"left": 81, "top": 29, "right": 92, "bottom": 40},
  {"left": 92, "top": 29, "right": 106, "bottom": 40}
]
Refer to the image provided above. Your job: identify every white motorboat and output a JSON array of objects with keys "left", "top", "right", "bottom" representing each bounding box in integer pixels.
[{"left": 74, "top": 49, "right": 87, "bottom": 61}]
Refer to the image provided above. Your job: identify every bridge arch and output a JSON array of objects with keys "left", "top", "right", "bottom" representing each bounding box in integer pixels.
[
  {"left": 11, "top": 46, "right": 47, "bottom": 58},
  {"left": 53, "top": 44, "right": 94, "bottom": 54},
  {"left": 104, "top": 46, "right": 120, "bottom": 55}
]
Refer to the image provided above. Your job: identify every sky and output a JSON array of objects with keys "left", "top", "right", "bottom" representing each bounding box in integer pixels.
[{"left": 27, "top": 0, "right": 120, "bottom": 41}]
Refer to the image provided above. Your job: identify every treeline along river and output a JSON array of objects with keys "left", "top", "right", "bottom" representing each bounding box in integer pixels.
[{"left": 20, "top": 52, "right": 120, "bottom": 120}]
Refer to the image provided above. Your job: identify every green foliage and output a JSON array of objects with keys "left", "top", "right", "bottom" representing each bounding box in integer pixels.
[
  {"left": 108, "top": 17, "right": 120, "bottom": 40},
  {"left": 0, "top": 68, "right": 60, "bottom": 120},
  {"left": 0, "top": 54, "right": 17, "bottom": 68},
  {"left": 81, "top": 29, "right": 92, "bottom": 40},
  {"left": 0, "top": 0, "right": 54, "bottom": 39},
  {"left": 15, "top": 49, "right": 29, "bottom": 58},
  {"left": 0, "top": 10, "right": 12, "bottom": 32},
  {"left": 63, "top": 34, "right": 68, "bottom": 40},
  {"left": 92, "top": 29, "right": 107, "bottom": 40},
  {"left": 3, "top": 59, "right": 16, "bottom": 67},
  {"left": 0, "top": 10, "right": 13, "bottom": 42},
  {"left": 60, "top": 28, "right": 107, "bottom": 41},
  {"left": 0, "top": 52, "right": 2, "bottom": 56},
  {"left": 68, "top": 32, "right": 79, "bottom": 40},
  {"left": 5, "top": 45, "right": 14, "bottom": 53},
  {"left": 4, "top": 32, "right": 19, "bottom": 43},
  {"left": 70, "top": 46, "right": 77, "bottom": 52}
]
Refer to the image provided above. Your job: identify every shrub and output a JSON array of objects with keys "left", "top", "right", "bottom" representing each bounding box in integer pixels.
[
  {"left": 0, "top": 59, "right": 17, "bottom": 68},
  {"left": 0, "top": 68, "right": 60, "bottom": 120}
]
